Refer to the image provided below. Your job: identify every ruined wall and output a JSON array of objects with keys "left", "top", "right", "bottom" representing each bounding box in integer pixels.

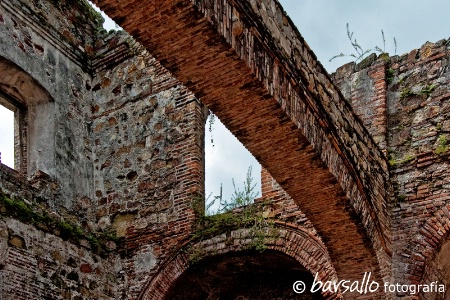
[
  {"left": 0, "top": 0, "right": 207, "bottom": 298},
  {"left": 388, "top": 39, "right": 450, "bottom": 300},
  {"left": 90, "top": 35, "right": 206, "bottom": 298},
  {"left": 0, "top": 163, "right": 124, "bottom": 299},
  {"left": 332, "top": 55, "right": 388, "bottom": 152},
  {"left": 0, "top": 217, "right": 123, "bottom": 300},
  {"left": 0, "top": 0, "right": 100, "bottom": 207},
  {"left": 142, "top": 195, "right": 340, "bottom": 300},
  {"left": 3, "top": 0, "right": 450, "bottom": 298},
  {"left": 91, "top": 0, "right": 391, "bottom": 288},
  {"left": 333, "top": 39, "right": 450, "bottom": 299}
]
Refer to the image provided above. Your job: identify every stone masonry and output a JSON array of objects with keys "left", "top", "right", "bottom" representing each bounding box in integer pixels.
[{"left": 0, "top": 0, "right": 450, "bottom": 299}]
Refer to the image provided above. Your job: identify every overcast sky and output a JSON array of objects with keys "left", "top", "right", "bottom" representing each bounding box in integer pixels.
[{"left": 1, "top": 1, "right": 449, "bottom": 210}]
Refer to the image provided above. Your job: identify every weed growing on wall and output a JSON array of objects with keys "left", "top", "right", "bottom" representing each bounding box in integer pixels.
[
  {"left": 188, "top": 168, "right": 274, "bottom": 263},
  {"left": 330, "top": 23, "right": 397, "bottom": 63},
  {"left": 204, "top": 166, "right": 259, "bottom": 215}
]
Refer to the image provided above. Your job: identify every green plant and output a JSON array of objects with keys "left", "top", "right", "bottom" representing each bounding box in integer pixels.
[
  {"left": 205, "top": 166, "right": 259, "bottom": 215},
  {"left": 375, "top": 30, "right": 397, "bottom": 56},
  {"left": 0, "top": 193, "right": 121, "bottom": 256},
  {"left": 400, "top": 87, "right": 415, "bottom": 99},
  {"left": 385, "top": 68, "right": 395, "bottom": 85},
  {"left": 435, "top": 135, "right": 449, "bottom": 155},
  {"left": 87, "top": 235, "right": 101, "bottom": 252},
  {"left": 222, "top": 166, "right": 258, "bottom": 211},
  {"left": 187, "top": 166, "right": 271, "bottom": 263},
  {"left": 388, "top": 153, "right": 415, "bottom": 167},
  {"left": 420, "top": 84, "right": 436, "bottom": 98},
  {"left": 188, "top": 201, "right": 276, "bottom": 264},
  {"left": 397, "top": 194, "right": 407, "bottom": 202},
  {"left": 207, "top": 111, "right": 216, "bottom": 146},
  {"left": 205, "top": 185, "right": 223, "bottom": 216},
  {"left": 392, "top": 194, "right": 407, "bottom": 208},
  {"left": 187, "top": 246, "right": 207, "bottom": 265}
]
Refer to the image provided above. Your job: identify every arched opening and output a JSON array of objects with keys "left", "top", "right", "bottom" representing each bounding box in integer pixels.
[
  {"left": 139, "top": 225, "right": 338, "bottom": 300},
  {"left": 408, "top": 206, "right": 450, "bottom": 300},
  {"left": 165, "top": 250, "right": 323, "bottom": 300}
]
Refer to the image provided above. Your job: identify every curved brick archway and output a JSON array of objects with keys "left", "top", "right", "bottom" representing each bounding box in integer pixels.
[
  {"left": 139, "top": 224, "right": 341, "bottom": 300},
  {"left": 407, "top": 204, "right": 450, "bottom": 287},
  {"left": 93, "top": 0, "right": 390, "bottom": 285}
]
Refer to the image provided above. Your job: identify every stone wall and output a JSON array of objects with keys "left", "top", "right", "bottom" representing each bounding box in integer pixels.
[
  {"left": 332, "top": 38, "right": 450, "bottom": 299},
  {"left": 0, "top": 0, "right": 208, "bottom": 298},
  {"left": 0, "top": 217, "right": 123, "bottom": 300},
  {"left": 90, "top": 38, "right": 207, "bottom": 298},
  {"left": 0, "top": 0, "right": 100, "bottom": 208},
  {"left": 0, "top": 163, "right": 124, "bottom": 299}
]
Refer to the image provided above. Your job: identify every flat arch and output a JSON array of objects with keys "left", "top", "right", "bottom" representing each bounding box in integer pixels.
[
  {"left": 0, "top": 56, "right": 51, "bottom": 106},
  {"left": 140, "top": 224, "right": 341, "bottom": 300},
  {"left": 0, "top": 56, "right": 54, "bottom": 176}
]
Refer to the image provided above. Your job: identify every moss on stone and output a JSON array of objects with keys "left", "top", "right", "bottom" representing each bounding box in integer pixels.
[
  {"left": 435, "top": 135, "right": 449, "bottom": 155},
  {"left": 188, "top": 201, "right": 277, "bottom": 264},
  {"left": 0, "top": 193, "right": 120, "bottom": 256},
  {"left": 400, "top": 87, "right": 415, "bottom": 99},
  {"left": 420, "top": 84, "right": 436, "bottom": 98},
  {"left": 388, "top": 153, "right": 416, "bottom": 167},
  {"left": 385, "top": 68, "right": 395, "bottom": 85},
  {"left": 48, "top": 0, "right": 104, "bottom": 28}
]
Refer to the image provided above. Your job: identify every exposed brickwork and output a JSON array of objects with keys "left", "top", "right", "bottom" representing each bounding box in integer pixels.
[
  {"left": 0, "top": 218, "right": 123, "bottom": 299},
  {"left": 387, "top": 40, "right": 450, "bottom": 299},
  {"left": 142, "top": 224, "right": 339, "bottom": 300},
  {"left": 0, "top": 0, "right": 205, "bottom": 298},
  {"left": 259, "top": 168, "right": 317, "bottom": 233},
  {"left": 0, "top": 162, "right": 123, "bottom": 299},
  {"left": 92, "top": 0, "right": 390, "bottom": 289},
  {"left": 259, "top": 168, "right": 383, "bottom": 299},
  {"left": 90, "top": 42, "right": 207, "bottom": 297},
  {"left": 332, "top": 39, "right": 450, "bottom": 299},
  {"left": 332, "top": 56, "right": 388, "bottom": 152}
]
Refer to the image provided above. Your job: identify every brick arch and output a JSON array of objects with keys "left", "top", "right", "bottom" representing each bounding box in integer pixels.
[
  {"left": 94, "top": 0, "right": 390, "bottom": 283},
  {"left": 139, "top": 223, "right": 340, "bottom": 300},
  {"left": 407, "top": 203, "right": 450, "bottom": 286}
]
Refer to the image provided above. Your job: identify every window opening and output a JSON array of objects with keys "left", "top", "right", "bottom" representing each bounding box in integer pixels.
[
  {"left": 0, "top": 102, "right": 15, "bottom": 169},
  {"left": 205, "top": 114, "right": 261, "bottom": 215}
]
